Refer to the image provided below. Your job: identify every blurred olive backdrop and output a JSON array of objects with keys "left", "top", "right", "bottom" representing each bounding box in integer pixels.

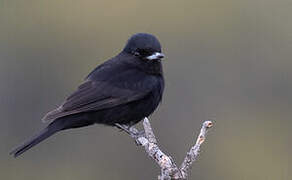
[{"left": 1, "top": 0, "right": 292, "bottom": 180}]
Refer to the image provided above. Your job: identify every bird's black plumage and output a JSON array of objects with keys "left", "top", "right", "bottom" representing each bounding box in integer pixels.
[{"left": 10, "top": 33, "right": 165, "bottom": 157}]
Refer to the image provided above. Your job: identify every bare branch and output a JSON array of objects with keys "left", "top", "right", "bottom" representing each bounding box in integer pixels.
[
  {"left": 180, "top": 121, "right": 213, "bottom": 179},
  {"left": 117, "top": 118, "right": 214, "bottom": 180},
  {"left": 142, "top": 118, "right": 179, "bottom": 179}
]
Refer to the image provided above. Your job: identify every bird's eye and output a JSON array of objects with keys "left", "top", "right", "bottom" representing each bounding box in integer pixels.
[{"left": 136, "top": 48, "right": 153, "bottom": 57}]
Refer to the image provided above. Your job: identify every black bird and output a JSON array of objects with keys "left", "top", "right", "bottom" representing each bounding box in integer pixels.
[{"left": 10, "top": 33, "right": 165, "bottom": 157}]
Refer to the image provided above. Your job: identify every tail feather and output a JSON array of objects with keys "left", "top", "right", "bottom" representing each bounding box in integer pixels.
[{"left": 10, "top": 125, "right": 60, "bottom": 158}]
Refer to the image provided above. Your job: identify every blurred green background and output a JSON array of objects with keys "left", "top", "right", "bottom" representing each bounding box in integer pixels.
[{"left": 1, "top": 0, "right": 292, "bottom": 179}]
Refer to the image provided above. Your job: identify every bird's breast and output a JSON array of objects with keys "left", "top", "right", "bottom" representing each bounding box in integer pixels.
[{"left": 143, "top": 75, "right": 164, "bottom": 112}]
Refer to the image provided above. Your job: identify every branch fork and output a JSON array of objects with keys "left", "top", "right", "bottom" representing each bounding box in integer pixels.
[{"left": 116, "top": 118, "right": 213, "bottom": 180}]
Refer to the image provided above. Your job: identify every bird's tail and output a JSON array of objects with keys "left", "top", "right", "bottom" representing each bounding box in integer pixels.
[{"left": 10, "top": 122, "right": 61, "bottom": 158}]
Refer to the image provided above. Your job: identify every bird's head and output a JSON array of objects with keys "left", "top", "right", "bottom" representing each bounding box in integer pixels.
[{"left": 123, "top": 33, "right": 165, "bottom": 61}]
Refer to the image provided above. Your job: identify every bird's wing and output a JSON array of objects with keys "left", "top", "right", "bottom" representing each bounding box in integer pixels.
[{"left": 42, "top": 73, "right": 154, "bottom": 123}]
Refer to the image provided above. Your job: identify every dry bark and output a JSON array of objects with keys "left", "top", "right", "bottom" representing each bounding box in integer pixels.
[{"left": 116, "top": 118, "right": 213, "bottom": 180}]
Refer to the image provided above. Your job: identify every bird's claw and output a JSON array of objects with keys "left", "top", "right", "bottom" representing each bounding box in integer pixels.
[{"left": 133, "top": 130, "right": 146, "bottom": 146}]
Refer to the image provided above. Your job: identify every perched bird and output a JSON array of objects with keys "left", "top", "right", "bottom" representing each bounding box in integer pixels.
[{"left": 10, "top": 33, "right": 165, "bottom": 157}]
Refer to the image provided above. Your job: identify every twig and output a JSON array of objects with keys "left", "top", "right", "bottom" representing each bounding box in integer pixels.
[
  {"left": 179, "top": 121, "right": 213, "bottom": 179},
  {"left": 117, "top": 118, "right": 214, "bottom": 180}
]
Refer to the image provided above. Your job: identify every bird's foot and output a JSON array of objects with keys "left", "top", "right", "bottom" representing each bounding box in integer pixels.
[{"left": 115, "top": 123, "right": 145, "bottom": 146}]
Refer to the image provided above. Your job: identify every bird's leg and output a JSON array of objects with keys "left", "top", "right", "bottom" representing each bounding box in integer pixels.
[
  {"left": 115, "top": 123, "right": 145, "bottom": 145},
  {"left": 115, "top": 123, "right": 132, "bottom": 134}
]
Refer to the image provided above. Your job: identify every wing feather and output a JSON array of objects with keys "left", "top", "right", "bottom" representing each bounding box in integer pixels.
[{"left": 42, "top": 80, "right": 148, "bottom": 123}]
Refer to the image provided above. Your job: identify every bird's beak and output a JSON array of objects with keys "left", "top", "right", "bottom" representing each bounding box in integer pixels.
[{"left": 146, "top": 52, "right": 165, "bottom": 60}]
